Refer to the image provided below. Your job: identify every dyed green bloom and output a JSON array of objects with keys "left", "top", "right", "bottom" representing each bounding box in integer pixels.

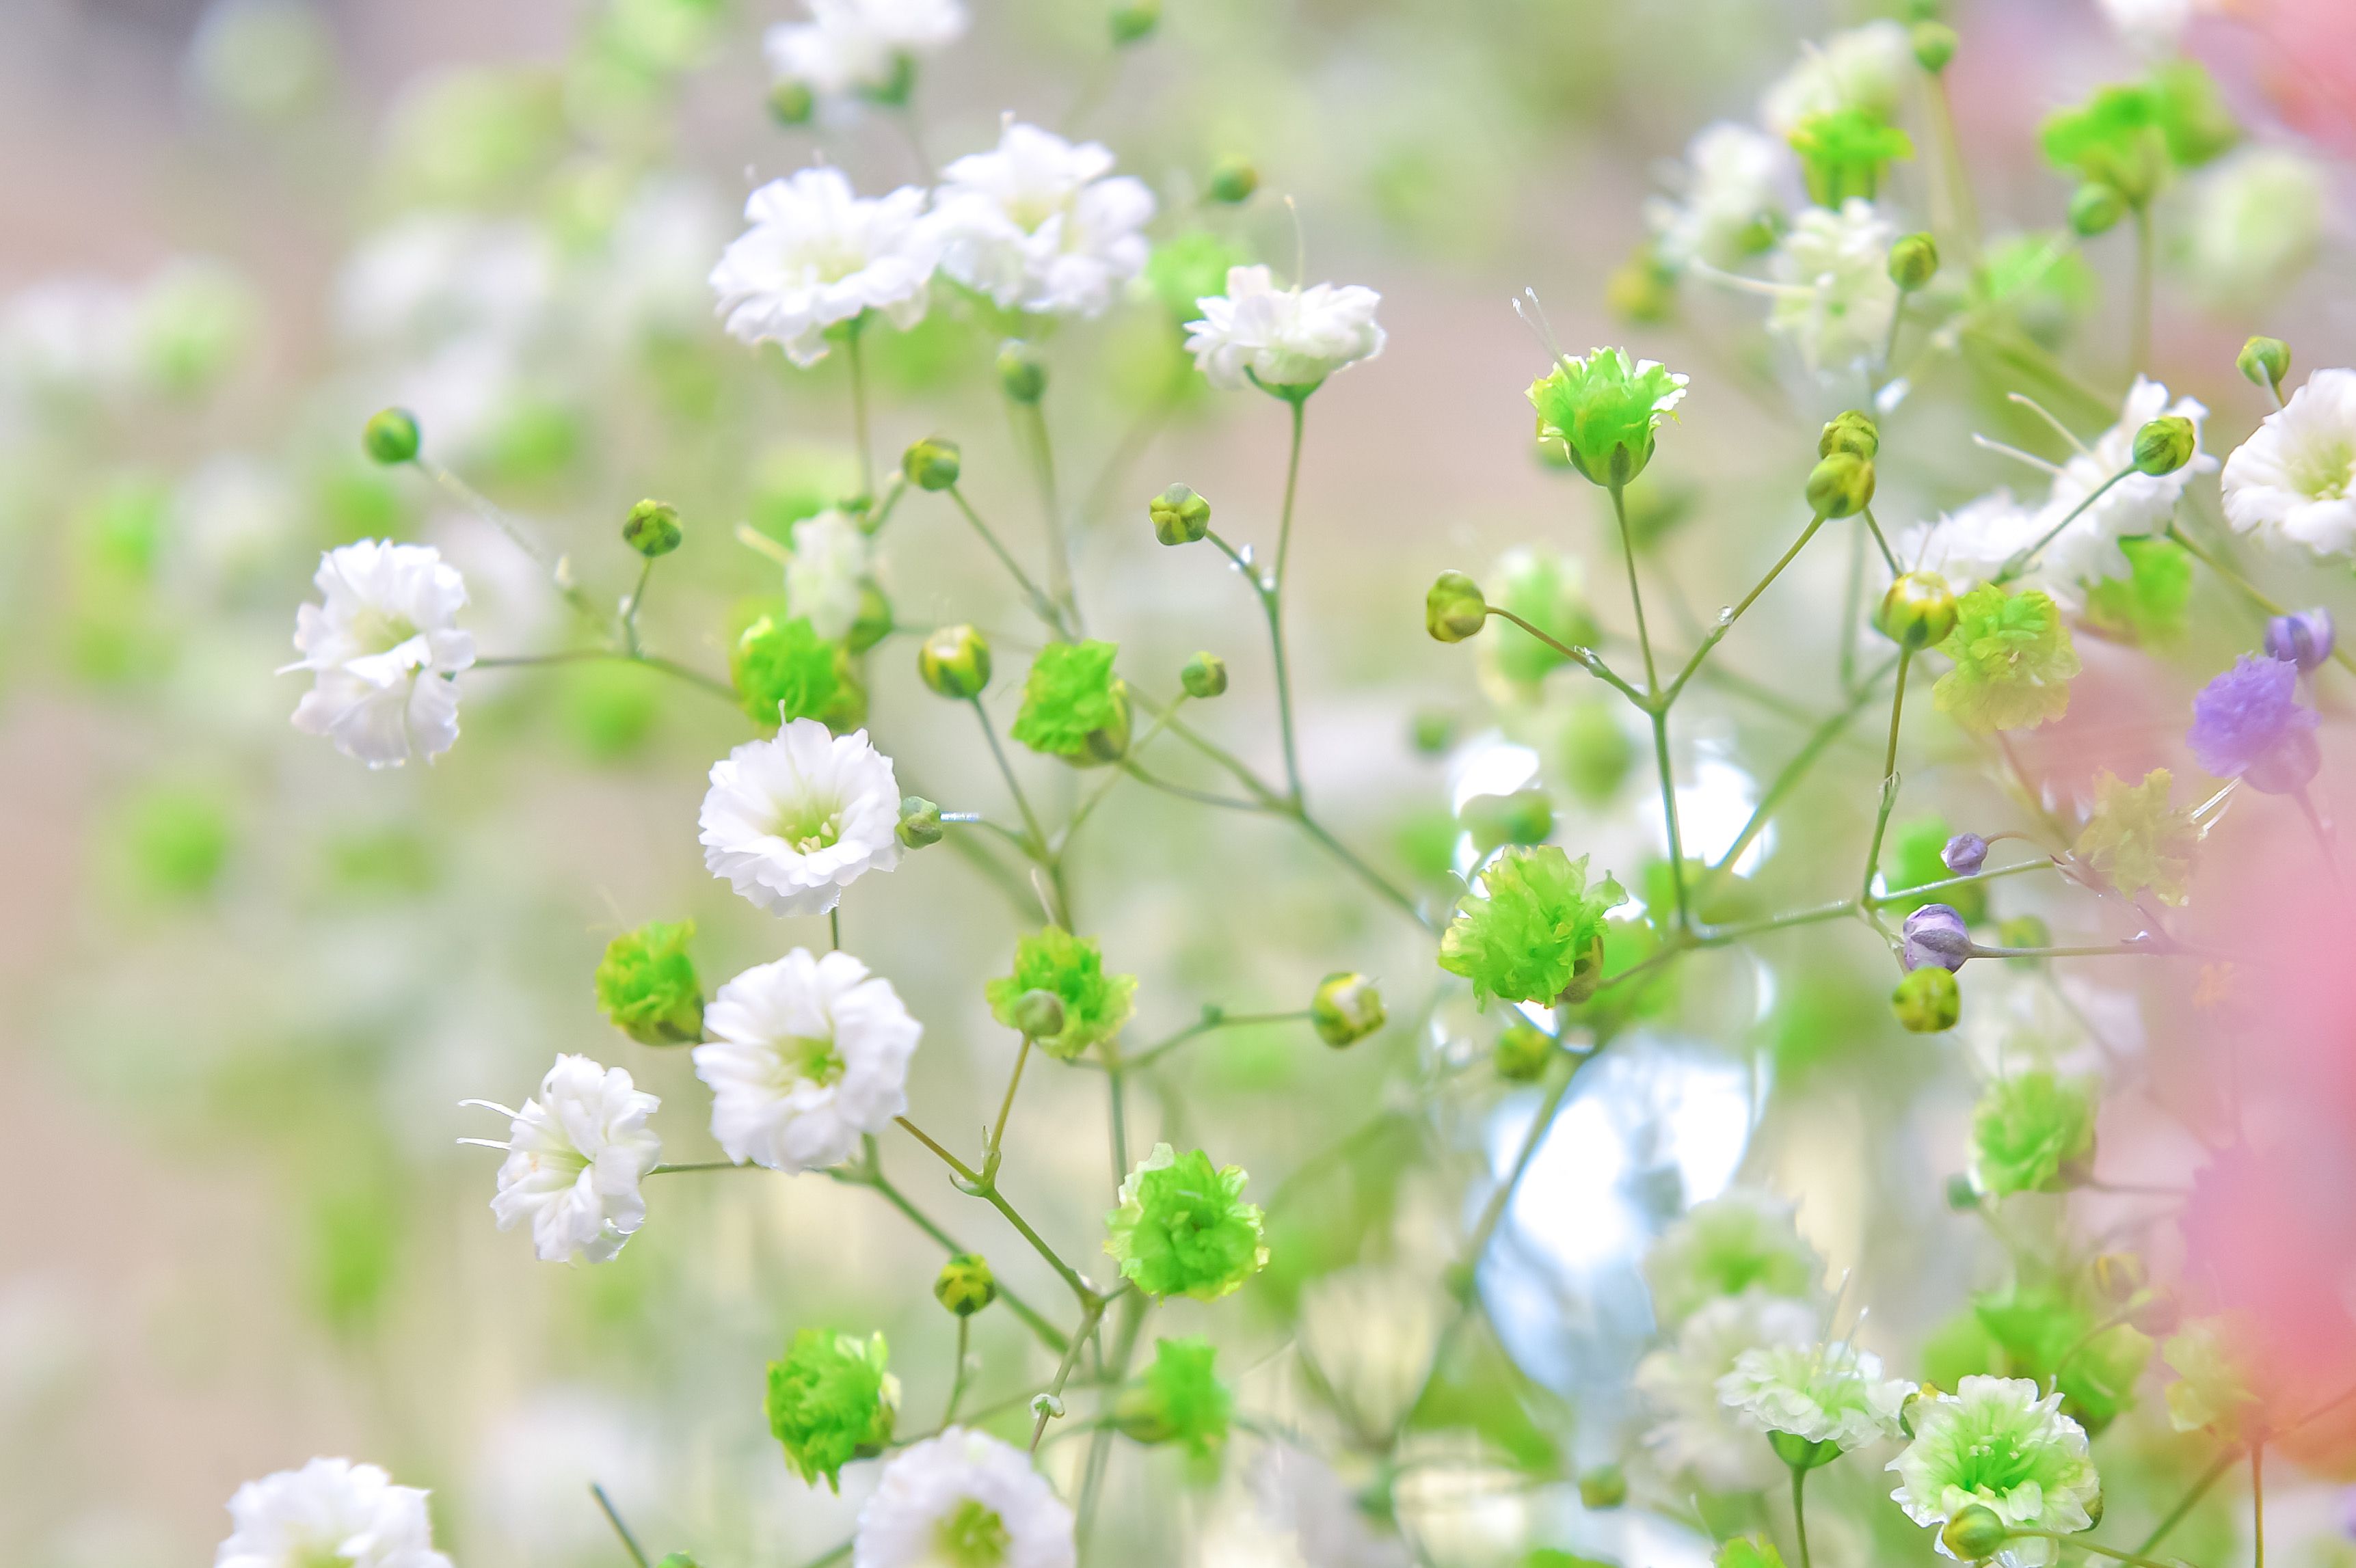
[
  {"left": 2072, "top": 769, "right": 2198, "bottom": 906},
  {"left": 1010, "top": 640, "right": 1130, "bottom": 764},
  {"left": 732, "top": 614, "right": 864, "bottom": 731},
  {"left": 1893, "top": 967, "right": 1962, "bottom": 1033},
  {"left": 1146, "top": 230, "right": 1251, "bottom": 325},
  {"left": 2163, "top": 1316, "right": 2263, "bottom": 1440},
  {"left": 1788, "top": 107, "right": 1914, "bottom": 206},
  {"left": 1969, "top": 1284, "right": 2152, "bottom": 1435},
  {"left": 1933, "top": 586, "right": 2080, "bottom": 735},
  {"left": 1642, "top": 1188, "right": 1821, "bottom": 1329},
  {"left": 124, "top": 783, "right": 232, "bottom": 898},
  {"left": 1438, "top": 846, "right": 1623, "bottom": 1007},
  {"left": 985, "top": 925, "right": 1136, "bottom": 1061},
  {"left": 2082, "top": 536, "right": 2192, "bottom": 646},
  {"left": 2041, "top": 85, "right": 2169, "bottom": 206},
  {"left": 1113, "top": 1337, "right": 1233, "bottom": 1457},
  {"left": 1104, "top": 1144, "right": 1268, "bottom": 1301},
  {"left": 1972, "top": 1072, "right": 2098, "bottom": 1198},
  {"left": 765, "top": 1329, "right": 898, "bottom": 1491},
  {"left": 2148, "top": 60, "right": 2239, "bottom": 168},
  {"left": 1527, "top": 347, "right": 1688, "bottom": 487},
  {"left": 594, "top": 920, "right": 704, "bottom": 1044},
  {"left": 1889, "top": 1376, "right": 2101, "bottom": 1563}
]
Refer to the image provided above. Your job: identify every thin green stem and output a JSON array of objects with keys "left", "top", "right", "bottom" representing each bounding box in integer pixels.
[
  {"left": 894, "top": 1116, "right": 1101, "bottom": 1309},
  {"left": 1860, "top": 506, "right": 1899, "bottom": 573},
  {"left": 1011, "top": 392, "right": 1077, "bottom": 630},
  {"left": 946, "top": 486, "right": 1069, "bottom": 638},
  {"left": 2252, "top": 1441, "right": 2265, "bottom": 1568},
  {"left": 1860, "top": 647, "right": 1915, "bottom": 900},
  {"left": 1839, "top": 520, "right": 1864, "bottom": 692},
  {"left": 1790, "top": 1464, "right": 1813, "bottom": 1568},
  {"left": 982, "top": 1035, "right": 1036, "bottom": 1182},
  {"left": 1663, "top": 511, "right": 1829, "bottom": 703},
  {"left": 1266, "top": 396, "right": 1310, "bottom": 801},
  {"left": 621, "top": 556, "right": 654, "bottom": 655},
  {"left": 2001, "top": 468, "right": 2133, "bottom": 581},
  {"left": 829, "top": 906, "right": 840, "bottom": 952},
  {"left": 791, "top": 1541, "right": 853, "bottom": 1568},
  {"left": 1483, "top": 606, "right": 1646, "bottom": 705},
  {"left": 1119, "top": 1009, "right": 1313, "bottom": 1071},
  {"left": 2169, "top": 522, "right": 2356, "bottom": 681},
  {"left": 1608, "top": 482, "right": 1663, "bottom": 692},
  {"left": 1285, "top": 803, "right": 1432, "bottom": 928},
  {"left": 2135, "top": 1449, "right": 2239, "bottom": 1556},
  {"left": 590, "top": 1483, "right": 651, "bottom": 1568},
  {"left": 855, "top": 1153, "right": 1068, "bottom": 1353},
  {"left": 470, "top": 648, "right": 736, "bottom": 705},
  {"left": 2014, "top": 1532, "right": 2184, "bottom": 1568},
  {"left": 1693, "top": 659, "right": 1896, "bottom": 907},
  {"left": 1611, "top": 481, "right": 1688, "bottom": 932},
  {"left": 1030, "top": 1293, "right": 1112, "bottom": 1452},
  {"left": 970, "top": 699, "right": 1068, "bottom": 923},
  {"left": 943, "top": 1315, "right": 972, "bottom": 1427}
]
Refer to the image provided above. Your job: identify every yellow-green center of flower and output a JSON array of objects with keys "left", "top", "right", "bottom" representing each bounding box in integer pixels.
[
  {"left": 933, "top": 1497, "right": 1010, "bottom": 1568},
  {"left": 773, "top": 801, "right": 844, "bottom": 854},
  {"left": 777, "top": 1033, "right": 846, "bottom": 1089},
  {"left": 349, "top": 606, "right": 419, "bottom": 655},
  {"left": 2291, "top": 435, "right": 2354, "bottom": 502}
]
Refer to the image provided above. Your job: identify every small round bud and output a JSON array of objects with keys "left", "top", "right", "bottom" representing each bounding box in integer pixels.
[
  {"left": 1888, "top": 232, "right": 1940, "bottom": 291},
  {"left": 623, "top": 498, "right": 683, "bottom": 558},
  {"left": 2129, "top": 1290, "right": 2180, "bottom": 1337},
  {"left": 1819, "top": 409, "right": 1880, "bottom": 461},
  {"left": 1806, "top": 451, "right": 1876, "bottom": 518},
  {"left": 1944, "top": 1173, "right": 1981, "bottom": 1211},
  {"left": 2238, "top": 335, "right": 2291, "bottom": 396},
  {"left": 1180, "top": 651, "right": 1229, "bottom": 699},
  {"left": 934, "top": 1252, "right": 998, "bottom": 1316},
  {"left": 1410, "top": 710, "right": 1456, "bottom": 755},
  {"left": 1892, "top": 966, "right": 1962, "bottom": 1033},
  {"left": 1206, "top": 156, "right": 1259, "bottom": 205},
  {"left": 1998, "top": 915, "right": 2050, "bottom": 964},
  {"left": 1010, "top": 988, "right": 1067, "bottom": 1040},
  {"left": 1879, "top": 570, "right": 1959, "bottom": 649},
  {"left": 767, "top": 80, "right": 815, "bottom": 125},
  {"left": 1942, "top": 832, "right": 1989, "bottom": 877},
  {"left": 1149, "top": 483, "right": 1211, "bottom": 545},
  {"left": 1461, "top": 789, "right": 1554, "bottom": 853},
  {"left": 848, "top": 582, "right": 893, "bottom": 654},
  {"left": 902, "top": 435, "right": 962, "bottom": 491},
  {"left": 997, "top": 339, "right": 1047, "bottom": 403},
  {"left": 918, "top": 624, "right": 992, "bottom": 699},
  {"left": 1942, "top": 1503, "right": 2012, "bottom": 1562},
  {"left": 1108, "top": 0, "right": 1160, "bottom": 45},
  {"left": 1030, "top": 1392, "right": 1065, "bottom": 1420},
  {"left": 2069, "top": 181, "right": 2126, "bottom": 237},
  {"left": 362, "top": 407, "right": 420, "bottom": 465},
  {"left": 1426, "top": 571, "right": 1488, "bottom": 643},
  {"left": 896, "top": 796, "right": 944, "bottom": 849},
  {"left": 2091, "top": 1252, "right": 2147, "bottom": 1303},
  {"left": 2132, "top": 416, "right": 2197, "bottom": 476},
  {"left": 1578, "top": 1465, "right": 1628, "bottom": 1511},
  {"left": 1912, "top": 20, "right": 1957, "bottom": 72},
  {"left": 2267, "top": 608, "right": 2334, "bottom": 671},
  {"left": 1493, "top": 1018, "right": 1555, "bottom": 1083},
  {"left": 1312, "top": 972, "right": 1386, "bottom": 1048},
  {"left": 1902, "top": 903, "right": 1974, "bottom": 973}
]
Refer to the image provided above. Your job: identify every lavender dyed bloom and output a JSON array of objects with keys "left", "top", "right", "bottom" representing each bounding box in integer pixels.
[
  {"left": 1942, "top": 832, "right": 1989, "bottom": 876},
  {"left": 2264, "top": 608, "right": 2335, "bottom": 673},
  {"left": 1901, "top": 903, "right": 1973, "bottom": 972},
  {"left": 2188, "top": 654, "right": 2321, "bottom": 796}
]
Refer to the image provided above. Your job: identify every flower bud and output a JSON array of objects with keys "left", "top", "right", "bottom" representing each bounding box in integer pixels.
[
  {"left": 1426, "top": 571, "right": 1488, "bottom": 643},
  {"left": 1888, "top": 232, "right": 1940, "bottom": 291},
  {"left": 2265, "top": 607, "right": 2333, "bottom": 672},
  {"left": 1461, "top": 789, "right": 1554, "bottom": 853},
  {"left": 1806, "top": 450, "right": 1875, "bottom": 518},
  {"left": 934, "top": 1252, "right": 998, "bottom": 1316},
  {"left": 1903, "top": 903, "right": 1974, "bottom": 972},
  {"left": 1892, "top": 966, "right": 1962, "bottom": 1032},
  {"left": 1578, "top": 1464, "right": 1628, "bottom": 1511},
  {"left": 1494, "top": 1018, "right": 1555, "bottom": 1083},
  {"left": 1944, "top": 1173, "right": 1981, "bottom": 1211},
  {"left": 2129, "top": 1290, "right": 2180, "bottom": 1337},
  {"left": 1311, "top": 972, "right": 1385, "bottom": 1047},
  {"left": 1150, "top": 483, "right": 1211, "bottom": 545},
  {"left": 2238, "top": 335, "right": 2290, "bottom": 397},
  {"left": 848, "top": 582, "right": 893, "bottom": 654},
  {"left": 1411, "top": 710, "right": 1456, "bottom": 755},
  {"left": 1109, "top": 0, "right": 1160, "bottom": 45},
  {"left": 362, "top": 407, "right": 420, "bottom": 465},
  {"left": 1942, "top": 1503, "right": 2011, "bottom": 1561},
  {"left": 1942, "top": 832, "right": 1988, "bottom": 876},
  {"left": 1912, "top": 20, "right": 1957, "bottom": 72},
  {"left": 1010, "top": 988, "right": 1067, "bottom": 1040},
  {"left": 1180, "top": 651, "right": 1228, "bottom": 699},
  {"left": 2132, "top": 416, "right": 2197, "bottom": 476},
  {"left": 896, "top": 796, "right": 944, "bottom": 849},
  {"left": 623, "top": 498, "right": 683, "bottom": 558},
  {"left": 1818, "top": 409, "right": 1880, "bottom": 460},
  {"left": 1207, "top": 156, "right": 1258, "bottom": 205},
  {"left": 2069, "top": 181, "right": 2126, "bottom": 237},
  {"left": 902, "top": 435, "right": 961, "bottom": 491},
  {"left": 997, "top": 339, "right": 1047, "bottom": 403},
  {"left": 767, "top": 79, "right": 815, "bottom": 125},
  {"left": 1879, "top": 570, "right": 1959, "bottom": 649},
  {"left": 918, "top": 624, "right": 991, "bottom": 699},
  {"left": 2091, "top": 1252, "right": 2147, "bottom": 1303}
]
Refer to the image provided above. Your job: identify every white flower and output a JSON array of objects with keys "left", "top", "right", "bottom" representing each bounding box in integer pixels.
[
  {"left": 1889, "top": 1376, "right": 2101, "bottom": 1568},
  {"left": 1297, "top": 1263, "right": 1451, "bottom": 1443},
  {"left": 2035, "top": 376, "right": 2216, "bottom": 584},
  {"left": 0, "top": 277, "right": 137, "bottom": 400},
  {"left": 929, "top": 122, "right": 1155, "bottom": 317},
  {"left": 1647, "top": 122, "right": 1793, "bottom": 271},
  {"left": 1769, "top": 201, "right": 1901, "bottom": 374},
  {"left": 282, "top": 539, "right": 476, "bottom": 768},
  {"left": 699, "top": 718, "right": 905, "bottom": 915},
  {"left": 766, "top": 0, "right": 967, "bottom": 100},
  {"left": 2224, "top": 368, "right": 2356, "bottom": 558},
  {"left": 464, "top": 1054, "right": 661, "bottom": 1265},
  {"left": 711, "top": 167, "right": 937, "bottom": 368},
  {"left": 1183, "top": 265, "right": 1385, "bottom": 392},
  {"left": 693, "top": 947, "right": 921, "bottom": 1173},
  {"left": 333, "top": 215, "right": 552, "bottom": 355},
  {"left": 855, "top": 1426, "right": 1074, "bottom": 1568},
  {"left": 1642, "top": 1187, "right": 1825, "bottom": 1329},
  {"left": 1252, "top": 1443, "right": 1414, "bottom": 1568},
  {"left": 1633, "top": 1290, "right": 1821, "bottom": 1491},
  {"left": 786, "top": 506, "right": 871, "bottom": 641},
  {"left": 2180, "top": 148, "right": 2327, "bottom": 312},
  {"left": 1762, "top": 21, "right": 1914, "bottom": 135},
  {"left": 2097, "top": 0, "right": 2208, "bottom": 54},
  {"left": 1719, "top": 1339, "right": 1913, "bottom": 1452},
  {"left": 215, "top": 1457, "right": 452, "bottom": 1568},
  {"left": 1895, "top": 490, "right": 2044, "bottom": 593}
]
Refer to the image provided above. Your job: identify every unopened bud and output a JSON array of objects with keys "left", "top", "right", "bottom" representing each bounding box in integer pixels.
[
  {"left": 1426, "top": 571, "right": 1488, "bottom": 643},
  {"left": 935, "top": 1252, "right": 997, "bottom": 1315},
  {"left": 1578, "top": 1464, "right": 1628, "bottom": 1511},
  {"left": 1902, "top": 903, "right": 1973, "bottom": 972},
  {"left": 1461, "top": 789, "right": 1554, "bottom": 852},
  {"left": 848, "top": 582, "right": 892, "bottom": 654},
  {"left": 767, "top": 80, "right": 815, "bottom": 126},
  {"left": 623, "top": 498, "right": 682, "bottom": 558},
  {"left": 2265, "top": 608, "right": 2333, "bottom": 671},
  {"left": 896, "top": 796, "right": 943, "bottom": 849},
  {"left": 1892, "top": 966, "right": 1962, "bottom": 1033},
  {"left": 1819, "top": 409, "right": 1880, "bottom": 460},
  {"left": 1207, "top": 156, "right": 1258, "bottom": 205},
  {"left": 902, "top": 435, "right": 961, "bottom": 491},
  {"left": 1942, "top": 832, "right": 1989, "bottom": 876},
  {"left": 1108, "top": 0, "right": 1160, "bottom": 45},
  {"left": 918, "top": 623, "right": 992, "bottom": 699},
  {"left": 362, "top": 407, "right": 420, "bottom": 465},
  {"left": 2132, "top": 416, "right": 2196, "bottom": 476},
  {"left": 1888, "top": 232, "right": 1940, "bottom": 291},
  {"left": 1942, "top": 1503, "right": 2011, "bottom": 1561},
  {"left": 1912, "top": 20, "right": 1957, "bottom": 72},
  {"left": 1411, "top": 710, "right": 1456, "bottom": 755},
  {"left": 2238, "top": 336, "right": 2290, "bottom": 397},
  {"left": 1312, "top": 972, "right": 1385, "bottom": 1047},
  {"left": 1806, "top": 450, "right": 1875, "bottom": 518},
  {"left": 1150, "top": 483, "right": 1211, "bottom": 545},
  {"left": 1180, "top": 651, "right": 1228, "bottom": 699},
  {"left": 998, "top": 340, "right": 1047, "bottom": 403},
  {"left": 1010, "top": 988, "right": 1067, "bottom": 1040},
  {"left": 1494, "top": 1018, "right": 1555, "bottom": 1083},
  {"left": 1880, "top": 570, "right": 1959, "bottom": 649},
  {"left": 2070, "top": 182, "right": 2126, "bottom": 237},
  {"left": 2091, "top": 1252, "right": 2147, "bottom": 1303}
]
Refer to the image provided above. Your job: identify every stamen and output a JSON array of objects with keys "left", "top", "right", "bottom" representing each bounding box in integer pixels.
[
  {"left": 459, "top": 1098, "right": 524, "bottom": 1120},
  {"left": 2007, "top": 392, "right": 2092, "bottom": 457},
  {"left": 455, "top": 1137, "right": 513, "bottom": 1150},
  {"left": 1972, "top": 433, "right": 2066, "bottom": 477},
  {"left": 736, "top": 522, "right": 796, "bottom": 567}
]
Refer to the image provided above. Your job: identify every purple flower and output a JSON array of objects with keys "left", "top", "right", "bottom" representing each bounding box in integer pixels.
[
  {"left": 2188, "top": 654, "right": 2321, "bottom": 796},
  {"left": 2265, "top": 608, "right": 2335, "bottom": 673},
  {"left": 1902, "top": 903, "right": 1973, "bottom": 972},
  {"left": 1942, "top": 832, "right": 1989, "bottom": 876}
]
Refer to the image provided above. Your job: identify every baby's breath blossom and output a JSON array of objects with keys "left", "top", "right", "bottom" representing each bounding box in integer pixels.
[
  {"left": 1888, "top": 1376, "right": 2101, "bottom": 1568},
  {"left": 1643, "top": 1188, "right": 1825, "bottom": 1329},
  {"left": 855, "top": 1427, "right": 1075, "bottom": 1568},
  {"left": 1635, "top": 1290, "right": 1821, "bottom": 1490},
  {"left": 1253, "top": 1443, "right": 1414, "bottom": 1568},
  {"left": 699, "top": 718, "right": 904, "bottom": 915},
  {"left": 710, "top": 167, "right": 937, "bottom": 367},
  {"left": 1768, "top": 200, "right": 1900, "bottom": 373},
  {"left": 2223, "top": 368, "right": 2356, "bottom": 558},
  {"left": 1720, "top": 1339, "right": 1913, "bottom": 1456},
  {"left": 765, "top": 0, "right": 967, "bottom": 102},
  {"left": 1183, "top": 265, "right": 1385, "bottom": 392},
  {"left": 282, "top": 539, "right": 475, "bottom": 769},
  {"left": 2034, "top": 377, "right": 2215, "bottom": 586},
  {"left": 464, "top": 1054, "right": 662, "bottom": 1265},
  {"left": 1761, "top": 21, "right": 1914, "bottom": 136},
  {"left": 2182, "top": 149, "right": 2326, "bottom": 312},
  {"left": 2096, "top": 0, "right": 2208, "bottom": 55},
  {"left": 1647, "top": 122, "right": 1791, "bottom": 271},
  {"left": 694, "top": 947, "right": 922, "bottom": 1174},
  {"left": 2187, "top": 655, "right": 2319, "bottom": 795},
  {"left": 929, "top": 122, "right": 1155, "bottom": 317},
  {"left": 1895, "top": 491, "right": 2045, "bottom": 595},
  {"left": 786, "top": 507, "right": 872, "bottom": 643},
  {"left": 1105, "top": 1144, "right": 1268, "bottom": 1301},
  {"left": 215, "top": 1457, "right": 452, "bottom": 1568}
]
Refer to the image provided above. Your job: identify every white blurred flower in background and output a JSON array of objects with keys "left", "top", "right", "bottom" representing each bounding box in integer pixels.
[
  {"left": 930, "top": 122, "right": 1155, "bottom": 317},
  {"left": 2096, "top": 0, "right": 2210, "bottom": 55},
  {"left": 283, "top": 539, "right": 475, "bottom": 768},
  {"left": 1759, "top": 21, "right": 1913, "bottom": 135},
  {"left": 213, "top": 1457, "right": 451, "bottom": 1568},
  {"left": 786, "top": 508, "right": 872, "bottom": 642},
  {"left": 1296, "top": 1263, "right": 1451, "bottom": 1446},
  {"left": 2178, "top": 148, "right": 2328, "bottom": 314},
  {"left": 695, "top": 947, "right": 921, "bottom": 1173},
  {"left": 1648, "top": 123, "right": 1791, "bottom": 271},
  {"left": 1184, "top": 266, "right": 1387, "bottom": 392},
  {"left": 1768, "top": 201, "right": 1901, "bottom": 375},
  {"left": 710, "top": 167, "right": 939, "bottom": 366},
  {"left": 474, "top": 1391, "right": 664, "bottom": 1567},
  {"left": 2036, "top": 377, "right": 2214, "bottom": 585},
  {"left": 464, "top": 1053, "right": 662, "bottom": 1265},
  {"left": 700, "top": 720, "right": 905, "bottom": 915},
  {"left": 1634, "top": 1290, "right": 1819, "bottom": 1489},
  {"left": 766, "top": 0, "right": 968, "bottom": 104},
  {"left": 1252, "top": 1444, "right": 1413, "bottom": 1568}
]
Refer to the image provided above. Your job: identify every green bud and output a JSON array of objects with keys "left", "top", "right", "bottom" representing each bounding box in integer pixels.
[
  {"left": 1806, "top": 451, "right": 1876, "bottom": 518},
  {"left": 934, "top": 1252, "right": 998, "bottom": 1316},
  {"left": 1888, "top": 232, "right": 1940, "bottom": 291},
  {"left": 362, "top": 407, "right": 420, "bottom": 465},
  {"left": 1944, "top": 1173, "right": 1981, "bottom": 1211},
  {"left": 1109, "top": 0, "right": 1160, "bottom": 45},
  {"left": 1411, "top": 710, "right": 1456, "bottom": 755},
  {"left": 848, "top": 582, "right": 892, "bottom": 654},
  {"left": 594, "top": 920, "right": 704, "bottom": 1045},
  {"left": 1912, "top": 20, "right": 1957, "bottom": 72},
  {"left": 1818, "top": 409, "right": 1880, "bottom": 460},
  {"left": 1998, "top": 914, "right": 2050, "bottom": 965},
  {"left": 896, "top": 796, "right": 944, "bottom": 849},
  {"left": 902, "top": 435, "right": 961, "bottom": 491},
  {"left": 1494, "top": 1018, "right": 1555, "bottom": 1083},
  {"left": 622, "top": 498, "right": 683, "bottom": 558},
  {"left": 1149, "top": 483, "right": 1211, "bottom": 545},
  {"left": 1311, "top": 972, "right": 1385, "bottom": 1047},
  {"left": 1942, "top": 1506, "right": 2011, "bottom": 1562},
  {"left": 1578, "top": 1464, "right": 1628, "bottom": 1511},
  {"left": 918, "top": 623, "right": 992, "bottom": 699},
  {"left": 2069, "top": 181, "right": 2127, "bottom": 237},
  {"left": 997, "top": 339, "right": 1047, "bottom": 403},
  {"left": 1180, "top": 651, "right": 1229, "bottom": 699},
  {"left": 1011, "top": 988, "right": 1068, "bottom": 1040},
  {"left": 1892, "top": 966, "right": 1962, "bottom": 1033},
  {"left": 2132, "top": 415, "right": 2197, "bottom": 476},
  {"left": 2091, "top": 1252, "right": 2147, "bottom": 1302},
  {"left": 1206, "top": 156, "right": 1258, "bottom": 205},
  {"left": 1426, "top": 571, "right": 1488, "bottom": 643},
  {"left": 768, "top": 79, "right": 815, "bottom": 125},
  {"left": 1460, "top": 789, "right": 1554, "bottom": 853},
  {"left": 1879, "top": 570, "right": 1959, "bottom": 649},
  {"left": 2237, "top": 335, "right": 2290, "bottom": 396}
]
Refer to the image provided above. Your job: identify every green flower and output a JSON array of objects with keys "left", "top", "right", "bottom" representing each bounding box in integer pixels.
[
  {"left": 1965, "top": 1285, "right": 2151, "bottom": 1435},
  {"left": 1439, "top": 846, "right": 1623, "bottom": 1008},
  {"left": 2148, "top": 60, "right": 2239, "bottom": 168},
  {"left": 985, "top": 925, "right": 1136, "bottom": 1061},
  {"left": 1641, "top": 1188, "right": 1822, "bottom": 1330},
  {"left": 2072, "top": 769, "right": 2197, "bottom": 906},
  {"left": 1933, "top": 585, "right": 2080, "bottom": 735},
  {"left": 2041, "top": 84, "right": 2170, "bottom": 206},
  {"left": 732, "top": 614, "right": 865, "bottom": 731},
  {"left": 765, "top": 1329, "right": 898, "bottom": 1491},
  {"left": 1720, "top": 1339, "right": 1912, "bottom": 1463},
  {"left": 1889, "top": 1376, "right": 2101, "bottom": 1563},
  {"left": 1104, "top": 1144, "right": 1268, "bottom": 1301},
  {"left": 1486, "top": 548, "right": 1601, "bottom": 686},
  {"left": 2082, "top": 535, "right": 2192, "bottom": 646},
  {"left": 2163, "top": 1316, "right": 2263, "bottom": 1441},
  {"left": 1972, "top": 1072, "right": 2098, "bottom": 1198},
  {"left": 1527, "top": 347, "right": 1688, "bottom": 487},
  {"left": 1010, "top": 640, "right": 1131, "bottom": 764},
  {"left": 1788, "top": 107, "right": 1915, "bottom": 206},
  {"left": 593, "top": 919, "right": 704, "bottom": 1044},
  {"left": 1147, "top": 231, "right": 1251, "bottom": 325},
  {"left": 1112, "top": 1336, "right": 1233, "bottom": 1457}
]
